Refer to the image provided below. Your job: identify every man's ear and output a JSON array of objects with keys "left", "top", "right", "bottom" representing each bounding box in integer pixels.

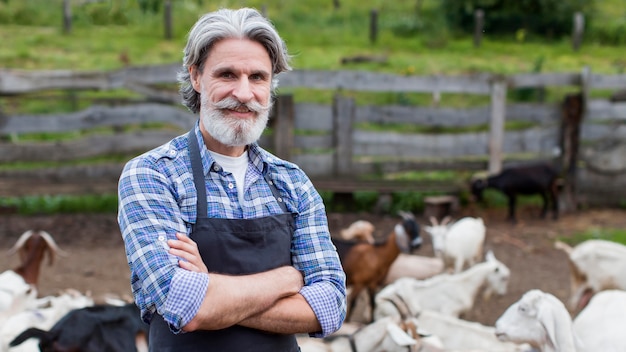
[{"left": 189, "top": 66, "right": 201, "bottom": 92}]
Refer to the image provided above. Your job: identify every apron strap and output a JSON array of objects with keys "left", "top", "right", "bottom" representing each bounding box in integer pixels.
[{"left": 188, "top": 129, "right": 207, "bottom": 220}]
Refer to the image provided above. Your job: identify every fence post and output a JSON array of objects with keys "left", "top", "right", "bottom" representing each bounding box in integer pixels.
[
  {"left": 369, "top": 9, "right": 378, "bottom": 44},
  {"left": 474, "top": 9, "right": 484, "bottom": 48},
  {"left": 488, "top": 76, "right": 507, "bottom": 174},
  {"left": 62, "top": 0, "right": 72, "bottom": 34},
  {"left": 272, "top": 94, "right": 294, "bottom": 161},
  {"left": 164, "top": 0, "right": 172, "bottom": 40},
  {"left": 572, "top": 12, "right": 585, "bottom": 52},
  {"left": 333, "top": 94, "right": 355, "bottom": 176}
]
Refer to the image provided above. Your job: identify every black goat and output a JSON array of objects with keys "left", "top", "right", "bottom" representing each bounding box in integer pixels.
[
  {"left": 470, "top": 163, "right": 560, "bottom": 223},
  {"left": 10, "top": 302, "right": 148, "bottom": 352}
]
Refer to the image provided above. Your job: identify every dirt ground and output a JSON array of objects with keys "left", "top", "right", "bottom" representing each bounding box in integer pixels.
[{"left": 1, "top": 204, "right": 626, "bottom": 327}]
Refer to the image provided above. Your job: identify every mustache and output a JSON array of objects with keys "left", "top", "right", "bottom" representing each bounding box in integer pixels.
[{"left": 210, "top": 97, "right": 271, "bottom": 114}]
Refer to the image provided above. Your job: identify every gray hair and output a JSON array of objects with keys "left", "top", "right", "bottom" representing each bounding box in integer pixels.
[{"left": 177, "top": 7, "right": 292, "bottom": 114}]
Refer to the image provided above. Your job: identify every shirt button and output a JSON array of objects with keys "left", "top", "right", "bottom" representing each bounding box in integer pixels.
[
  {"left": 168, "top": 150, "right": 176, "bottom": 157},
  {"left": 213, "top": 165, "right": 220, "bottom": 171},
  {"left": 277, "top": 197, "right": 283, "bottom": 202},
  {"left": 268, "top": 180, "right": 273, "bottom": 185},
  {"left": 228, "top": 183, "right": 234, "bottom": 189},
  {"left": 158, "top": 235, "right": 165, "bottom": 241}
]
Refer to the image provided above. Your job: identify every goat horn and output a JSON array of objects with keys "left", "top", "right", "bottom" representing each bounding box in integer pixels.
[
  {"left": 440, "top": 216, "right": 452, "bottom": 226},
  {"left": 398, "top": 210, "right": 414, "bottom": 220},
  {"left": 6, "top": 230, "right": 34, "bottom": 256},
  {"left": 428, "top": 216, "right": 439, "bottom": 226},
  {"left": 38, "top": 231, "right": 70, "bottom": 263}
]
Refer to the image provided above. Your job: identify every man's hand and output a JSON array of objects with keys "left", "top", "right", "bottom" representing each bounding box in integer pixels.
[{"left": 168, "top": 232, "right": 208, "bottom": 273}]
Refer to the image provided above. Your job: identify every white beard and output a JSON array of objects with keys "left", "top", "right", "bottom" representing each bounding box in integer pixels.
[{"left": 200, "top": 96, "right": 271, "bottom": 147}]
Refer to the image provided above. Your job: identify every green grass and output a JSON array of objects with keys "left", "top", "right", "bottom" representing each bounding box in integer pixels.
[
  {"left": 0, "top": 194, "right": 118, "bottom": 215},
  {"left": 0, "top": 0, "right": 624, "bottom": 74},
  {"left": 559, "top": 228, "right": 626, "bottom": 246}
]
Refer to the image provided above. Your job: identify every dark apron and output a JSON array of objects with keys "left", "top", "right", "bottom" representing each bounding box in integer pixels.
[{"left": 148, "top": 130, "right": 299, "bottom": 352}]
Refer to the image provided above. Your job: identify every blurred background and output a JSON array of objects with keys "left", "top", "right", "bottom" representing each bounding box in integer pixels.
[{"left": 0, "top": 0, "right": 625, "bottom": 215}]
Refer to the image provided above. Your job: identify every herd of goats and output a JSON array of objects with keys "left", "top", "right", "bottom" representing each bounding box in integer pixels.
[
  {"left": 0, "top": 164, "right": 625, "bottom": 351},
  {"left": 1, "top": 212, "right": 626, "bottom": 351},
  {"left": 296, "top": 211, "right": 626, "bottom": 351}
]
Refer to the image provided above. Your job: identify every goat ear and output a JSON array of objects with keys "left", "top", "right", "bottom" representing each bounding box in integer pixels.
[
  {"left": 537, "top": 298, "right": 560, "bottom": 350},
  {"left": 386, "top": 322, "right": 418, "bottom": 346},
  {"left": 485, "top": 250, "right": 496, "bottom": 262}
]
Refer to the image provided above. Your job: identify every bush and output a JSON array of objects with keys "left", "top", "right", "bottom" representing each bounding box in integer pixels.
[{"left": 440, "top": 0, "right": 596, "bottom": 39}]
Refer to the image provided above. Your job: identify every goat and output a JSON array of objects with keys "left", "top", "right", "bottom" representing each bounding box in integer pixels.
[
  {"left": 6, "top": 230, "right": 68, "bottom": 288},
  {"left": 1, "top": 289, "right": 94, "bottom": 352},
  {"left": 9, "top": 302, "right": 148, "bottom": 352},
  {"left": 414, "top": 310, "right": 532, "bottom": 352},
  {"left": 470, "top": 163, "right": 560, "bottom": 223},
  {"left": 374, "top": 250, "right": 510, "bottom": 320},
  {"left": 495, "top": 289, "right": 626, "bottom": 352},
  {"left": 297, "top": 316, "right": 444, "bottom": 352},
  {"left": 0, "top": 271, "right": 38, "bottom": 329},
  {"left": 383, "top": 253, "right": 444, "bottom": 285},
  {"left": 332, "top": 211, "right": 422, "bottom": 323},
  {"left": 423, "top": 216, "right": 486, "bottom": 273},
  {"left": 554, "top": 239, "right": 626, "bottom": 312},
  {"left": 338, "top": 220, "right": 375, "bottom": 244}
]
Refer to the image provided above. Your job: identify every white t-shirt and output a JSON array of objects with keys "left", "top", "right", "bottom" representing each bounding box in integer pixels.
[{"left": 208, "top": 150, "right": 249, "bottom": 205}]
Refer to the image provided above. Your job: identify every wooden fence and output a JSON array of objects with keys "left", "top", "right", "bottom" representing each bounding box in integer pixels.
[{"left": 1, "top": 64, "right": 626, "bottom": 206}]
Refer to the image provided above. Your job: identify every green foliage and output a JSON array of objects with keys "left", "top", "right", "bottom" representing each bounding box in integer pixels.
[
  {"left": 0, "top": 194, "right": 118, "bottom": 214},
  {"left": 440, "top": 0, "right": 595, "bottom": 39}
]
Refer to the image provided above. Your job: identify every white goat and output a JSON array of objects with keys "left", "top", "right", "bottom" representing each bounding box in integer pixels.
[
  {"left": 424, "top": 216, "right": 486, "bottom": 273},
  {"left": 0, "top": 271, "right": 38, "bottom": 329},
  {"left": 383, "top": 253, "right": 444, "bottom": 285},
  {"left": 495, "top": 289, "right": 580, "bottom": 352},
  {"left": 416, "top": 309, "right": 532, "bottom": 352},
  {"left": 297, "top": 316, "right": 443, "bottom": 352},
  {"left": 554, "top": 239, "right": 626, "bottom": 311},
  {"left": 496, "top": 289, "right": 626, "bottom": 351},
  {"left": 572, "top": 290, "right": 626, "bottom": 352},
  {"left": 1, "top": 289, "right": 94, "bottom": 352},
  {"left": 339, "top": 220, "right": 376, "bottom": 244},
  {"left": 374, "top": 250, "right": 510, "bottom": 320}
]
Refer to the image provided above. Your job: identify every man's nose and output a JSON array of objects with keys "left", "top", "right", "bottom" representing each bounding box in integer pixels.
[{"left": 232, "top": 78, "right": 254, "bottom": 102}]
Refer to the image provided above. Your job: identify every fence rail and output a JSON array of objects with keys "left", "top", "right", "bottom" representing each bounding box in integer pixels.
[{"left": 1, "top": 65, "right": 626, "bottom": 206}]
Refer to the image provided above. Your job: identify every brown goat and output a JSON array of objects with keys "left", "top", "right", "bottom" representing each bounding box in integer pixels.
[
  {"left": 333, "top": 211, "right": 422, "bottom": 322},
  {"left": 6, "top": 230, "right": 68, "bottom": 288}
]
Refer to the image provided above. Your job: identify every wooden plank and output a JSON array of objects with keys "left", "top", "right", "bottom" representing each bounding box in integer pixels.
[
  {"left": 509, "top": 73, "right": 580, "bottom": 88},
  {"left": 1, "top": 104, "right": 195, "bottom": 134},
  {"left": 310, "top": 178, "right": 465, "bottom": 193},
  {"left": 0, "top": 131, "right": 178, "bottom": 162},
  {"left": 302, "top": 102, "right": 559, "bottom": 129},
  {"left": 587, "top": 100, "right": 626, "bottom": 120},
  {"left": 277, "top": 70, "right": 493, "bottom": 94},
  {"left": 0, "top": 64, "right": 180, "bottom": 94},
  {"left": 588, "top": 73, "right": 626, "bottom": 89}
]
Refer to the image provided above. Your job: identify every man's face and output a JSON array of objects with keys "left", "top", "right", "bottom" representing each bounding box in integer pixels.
[{"left": 192, "top": 38, "right": 273, "bottom": 147}]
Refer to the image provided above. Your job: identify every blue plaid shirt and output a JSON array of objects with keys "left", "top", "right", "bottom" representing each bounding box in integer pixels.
[{"left": 118, "top": 124, "right": 346, "bottom": 337}]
